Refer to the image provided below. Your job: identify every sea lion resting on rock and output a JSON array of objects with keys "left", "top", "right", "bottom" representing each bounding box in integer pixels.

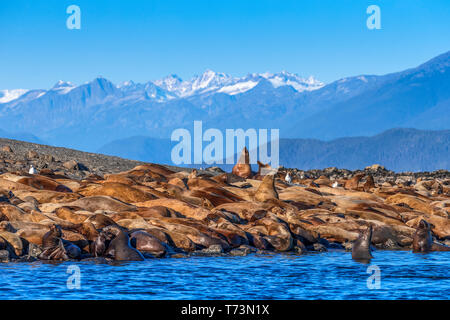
[
  {"left": 254, "top": 174, "right": 278, "bottom": 202},
  {"left": 39, "top": 225, "right": 81, "bottom": 260},
  {"left": 412, "top": 220, "right": 450, "bottom": 253},
  {"left": 130, "top": 230, "right": 168, "bottom": 257},
  {"left": 352, "top": 226, "right": 373, "bottom": 261},
  {"left": 101, "top": 225, "right": 144, "bottom": 261}
]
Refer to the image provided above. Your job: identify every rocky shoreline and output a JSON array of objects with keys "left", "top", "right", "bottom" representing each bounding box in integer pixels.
[{"left": 0, "top": 138, "right": 449, "bottom": 263}]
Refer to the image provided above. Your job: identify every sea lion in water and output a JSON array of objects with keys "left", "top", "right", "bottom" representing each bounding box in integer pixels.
[
  {"left": 232, "top": 147, "right": 252, "bottom": 179},
  {"left": 352, "top": 226, "right": 373, "bottom": 261},
  {"left": 412, "top": 220, "right": 450, "bottom": 253},
  {"left": 103, "top": 226, "right": 144, "bottom": 261}
]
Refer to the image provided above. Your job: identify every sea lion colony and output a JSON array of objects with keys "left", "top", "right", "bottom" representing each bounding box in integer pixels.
[{"left": 0, "top": 142, "right": 449, "bottom": 263}]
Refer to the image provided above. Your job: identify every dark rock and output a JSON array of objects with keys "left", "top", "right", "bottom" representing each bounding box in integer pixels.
[
  {"left": 327, "top": 242, "right": 345, "bottom": 250},
  {"left": 230, "top": 245, "right": 255, "bottom": 256},
  {"left": 311, "top": 243, "right": 328, "bottom": 252},
  {"left": 27, "top": 243, "right": 43, "bottom": 259},
  {"left": 294, "top": 245, "right": 306, "bottom": 255},
  {"left": 199, "top": 244, "right": 224, "bottom": 255},
  {"left": 0, "top": 250, "right": 10, "bottom": 263}
]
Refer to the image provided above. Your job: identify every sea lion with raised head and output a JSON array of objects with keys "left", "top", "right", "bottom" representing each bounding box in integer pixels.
[
  {"left": 39, "top": 225, "right": 79, "bottom": 260},
  {"left": 103, "top": 225, "right": 144, "bottom": 261},
  {"left": 412, "top": 219, "right": 450, "bottom": 253},
  {"left": 254, "top": 174, "right": 278, "bottom": 202},
  {"left": 232, "top": 147, "right": 252, "bottom": 179},
  {"left": 352, "top": 225, "right": 373, "bottom": 261}
]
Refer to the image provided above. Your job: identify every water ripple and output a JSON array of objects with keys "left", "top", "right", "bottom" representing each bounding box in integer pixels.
[{"left": 0, "top": 251, "right": 449, "bottom": 299}]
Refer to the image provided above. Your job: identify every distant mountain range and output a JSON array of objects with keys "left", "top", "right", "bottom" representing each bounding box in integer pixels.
[
  {"left": 0, "top": 50, "right": 449, "bottom": 171},
  {"left": 98, "top": 128, "right": 450, "bottom": 172},
  {"left": 0, "top": 128, "right": 43, "bottom": 144}
]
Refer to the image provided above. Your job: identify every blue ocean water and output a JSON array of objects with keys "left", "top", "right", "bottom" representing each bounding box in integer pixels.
[{"left": 0, "top": 250, "right": 449, "bottom": 300}]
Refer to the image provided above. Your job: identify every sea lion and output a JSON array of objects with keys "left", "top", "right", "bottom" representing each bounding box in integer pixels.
[
  {"left": 363, "top": 175, "right": 375, "bottom": 191},
  {"left": 130, "top": 230, "right": 167, "bottom": 257},
  {"left": 412, "top": 219, "right": 450, "bottom": 253},
  {"left": 39, "top": 225, "right": 69, "bottom": 260},
  {"left": 91, "top": 231, "right": 111, "bottom": 257},
  {"left": 85, "top": 213, "right": 117, "bottom": 229},
  {"left": 352, "top": 225, "right": 373, "bottom": 261},
  {"left": 231, "top": 147, "right": 252, "bottom": 179},
  {"left": 79, "top": 182, "right": 156, "bottom": 203},
  {"left": 68, "top": 196, "right": 137, "bottom": 213},
  {"left": 345, "top": 173, "right": 365, "bottom": 190},
  {"left": 254, "top": 174, "right": 278, "bottom": 202},
  {"left": 103, "top": 225, "right": 144, "bottom": 261}
]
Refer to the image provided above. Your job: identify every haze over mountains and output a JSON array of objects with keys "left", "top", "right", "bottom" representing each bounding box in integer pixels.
[
  {"left": 1, "top": 51, "right": 449, "bottom": 171},
  {"left": 98, "top": 128, "right": 450, "bottom": 172}
]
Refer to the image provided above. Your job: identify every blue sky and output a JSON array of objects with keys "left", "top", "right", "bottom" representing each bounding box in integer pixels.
[{"left": 1, "top": 0, "right": 449, "bottom": 89}]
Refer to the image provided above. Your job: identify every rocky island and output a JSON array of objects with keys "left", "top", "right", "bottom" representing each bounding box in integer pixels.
[{"left": 0, "top": 138, "right": 449, "bottom": 263}]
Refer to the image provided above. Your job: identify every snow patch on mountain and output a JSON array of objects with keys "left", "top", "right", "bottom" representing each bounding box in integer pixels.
[
  {"left": 0, "top": 89, "right": 29, "bottom": 103},
  {"left": 218, "top": 81, "right": 259, "bottom": 95}
]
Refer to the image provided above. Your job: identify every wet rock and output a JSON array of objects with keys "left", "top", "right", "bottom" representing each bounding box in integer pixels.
[
  {"left": 294, "top": 245, "right": 307, "bottom": 255},
  {"left": 200, "top": 244, "right": 224, "bottom": 255},
  {"left": 230, "top": 245, "right": 255, "bottom": 256},
  {"left": 0, "top": 250, "right": 10, "bottom": 262},
  {"left": 27, "top": 243, "right": 43, "bottom": 258},
  {"left": 342, "top": 242, "right": 353, "bottom": 252},
  {"left": 309, "top": 243, "right": 328, "bottom": 252}
]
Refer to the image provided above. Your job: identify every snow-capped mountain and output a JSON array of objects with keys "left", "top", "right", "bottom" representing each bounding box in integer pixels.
[
  {"left": 0, "top": 70, "right": 323, "bottom": 106},
  {"left": 0, "top": 51, "right": 449, "bottom": 152},
  {"left": 153, "top": 70, "right": 323, "bottom": 97},
  {"left": 0, "top": 89, "right": 29, "bottom": 103}
]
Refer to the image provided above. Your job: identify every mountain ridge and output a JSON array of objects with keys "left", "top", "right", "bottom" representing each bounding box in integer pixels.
[{"left": 0, "top": 51, "right": 449, "bottom": 151}]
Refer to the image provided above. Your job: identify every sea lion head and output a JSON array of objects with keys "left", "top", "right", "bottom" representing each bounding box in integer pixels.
[
  {"left": 418, "top": 219, "right": 431, "bottom": 230},
  {"left": 102, "top": 225, "right": 124, "bottom": 238},
  {"left": 0, "top": 221, "right": 15, "bottom": 232},
  {"left": 361, "top": 225, "right": 373, "bottom": 243},
  {"left": 231, "top": 148, "right": 252, "bottom": 179},
  {"left": 50, "top": 224, "right": 63, "bottom": 237}
]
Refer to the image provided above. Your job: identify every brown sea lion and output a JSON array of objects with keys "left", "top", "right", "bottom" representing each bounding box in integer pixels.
[
  {"left": 231, "top": 147, "right": 252, "bottom": 179},
  {"left": 79, "top": 182, "right": 156, "bottom": 204},
  {"left": 90, "top": 231, "right": 111, "bottom": 257},
  {"left": 412, "top": 220, "right": 450, "bottom": 253},
  {"left": 68, "top": 196, "right": 137, "bottom": 213},
  {"left": 103, "top": 225, "right": 144, "bottom": 261},
  {"left": 85, "top": 214, "right": 117, "bottom": 229},
  {"left": 363, "top": 175, "right": 375, "bottom": 191},
  {"left": 254, "top": 174, "right": 278, "bottom": 202},
  {"left": 345, "top": 173, "right": 365, "bottom": 190},
  {"left": 39, "top": 225, "right": 70, "bottom": 260},
  {"left": 130, "top": 230, "right": 167, "bottom": 257},
  {"left": 352, "top": 225, "right": 373, "bottom": 261},
  {"left": 16, "top": 176, "right": 72, "bottom": 193}
]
